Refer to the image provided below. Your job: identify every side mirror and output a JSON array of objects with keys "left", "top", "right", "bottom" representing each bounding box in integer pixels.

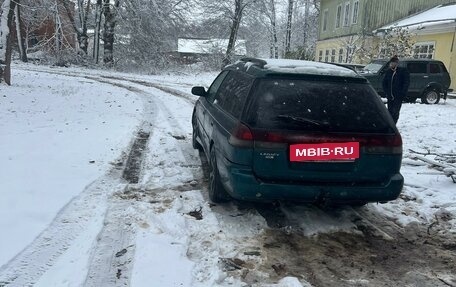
[{"left": 191, "top": 86, "right": 207, "bottom": 97}]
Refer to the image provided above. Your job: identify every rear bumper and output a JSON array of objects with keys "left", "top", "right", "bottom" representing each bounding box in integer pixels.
[{"left": 221, "top": 159, "right": 403, "bottom": 203}]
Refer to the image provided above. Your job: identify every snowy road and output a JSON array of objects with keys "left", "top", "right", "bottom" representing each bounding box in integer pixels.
[{"left": 0, "top": 64, "right": 455, "bottom": 287}]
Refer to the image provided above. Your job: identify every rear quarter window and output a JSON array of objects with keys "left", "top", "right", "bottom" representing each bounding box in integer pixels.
[
  {"left": 407, "top": 62, "right": 427, "bottom": 74},
  {"left": 430, "top": 63, "right": 441, "bottom": 74},
  {"left": 246, "top": 78, "right": 394, "bottom": 133},
  {"left": 214, "top": 72, "right": 253, "bottom": 118}
]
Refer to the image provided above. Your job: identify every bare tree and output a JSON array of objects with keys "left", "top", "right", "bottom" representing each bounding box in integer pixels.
[
  {"left": 223, "top": 0, "right": 247, "bottom": 67},
  {"left": 198, "top": 0, "right": 256, "bottom": 67},
  {"left": 61, "top": 0, "right": 90, "bottom": 54},
  {"left": 14, "top": 0, "right": 27, "bottom": 61},
  {"left": 16, "top": 0, "right": 53, "bottom": 54},
  {"left": 54, "top": 0, "right": 63, "bottom": 51},
  {"left": 376, "top": 27, "right": 415, "bottom": 59},
  {"left": 93, "top": 0, "right": 102, "bottom": 63},
  {"left": 302, "top": 0, "right": 310, "bottom": 48},
  {"left": 284, "top": 0, "right": 293, "bottom": 57},
  {"left": 263, "top": 0, "right": 278, "bottom": 58},
  {"left": 0, "top": 0, "right": 17, "bottom": 85},
  {"left": 103, "top": 0, "right": 119, "bottom": 65}
]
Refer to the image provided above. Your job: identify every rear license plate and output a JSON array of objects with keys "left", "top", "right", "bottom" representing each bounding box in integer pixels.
[{"left": 290, "top": 142, "right": 360, "bottom": 162}]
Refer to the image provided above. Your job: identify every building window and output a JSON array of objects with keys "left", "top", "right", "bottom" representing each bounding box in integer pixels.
[
  {"left": 318, "top": 50, "right": 323, "bottom": 62},
  {"left": 336, "top": 5, "right": 342, "bottom": 28},
  {"left": 343, "top": 2, "right": 350, "bottom": 27},
  {"left": 338, "top": 48, "right": 344, "bottom": 63},
  {"left": 331, "top": 49, "right": 336, "bottom": 62},
  {"left": 413, "top": 42, "right": 435, "bottom": 59},
  {"left": 323, "top": 9, "right": 329, "bottom": 32},
  {"left": 352, "top": 1, "right": 359, "bottom": 24},
  {"left": 325, "top": 50, "right": 329, "bottom": 62}
]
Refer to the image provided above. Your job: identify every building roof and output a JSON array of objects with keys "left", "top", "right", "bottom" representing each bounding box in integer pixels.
[
  {"left": 177, "top": 38, "right": 247, "bottom": 55},
  {"left": 375, "top": 3, "right": 456, "bottom": 33}
]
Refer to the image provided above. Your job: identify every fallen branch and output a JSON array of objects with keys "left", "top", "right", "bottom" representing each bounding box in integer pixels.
[
  {"left": 409, "top": 149, "right": 456, "bottom": 157},
  {"left": 409, "top": 154, "right": 456, "bottom": 183},
  {"left": 411, "top": 155, "right": 452, "bottom": 169}
]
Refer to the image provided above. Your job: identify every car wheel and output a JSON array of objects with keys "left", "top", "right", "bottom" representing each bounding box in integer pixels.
[
  {"left": 209, "top": 147, "right": 230, "bottom": 203},
  {"left": 192, "top": 115, "right": 203, "bottom": 151},
  {"left": 421, "top": 88, "right": 440, "bottom": 104}
]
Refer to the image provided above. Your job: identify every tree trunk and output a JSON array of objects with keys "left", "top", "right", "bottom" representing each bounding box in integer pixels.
[
  {"left": 77, "top": 0, "right": 90, "bottom": 54},
  {"left": 54, "top": 0, "right": 62, "bottom": 52},
  {"left": 103, "top": 0, "right": 120, "bottom": 66},
  {"left": 223, "top": 0, "right": 243, "bottom": 68},
  {"left": 303, "top": 0, "right": 310, "bottom": 48},
  {"left": 61, "top": 0, "right": 89, "bottom": 55},
  {"left": 0, "top": 0, "right": 17, "bottom": 85},
  {"left": 284, "top": 0, "right": 293, "bottom": 57},
  {"left": 93, "top": 0, "right": 103, "bottom": 63},
  {"left": 14, "top": 0, "right": 27, "bottom": 62},
  {"left": 270, "top": 0, "right": 278, "bottom": 59}
]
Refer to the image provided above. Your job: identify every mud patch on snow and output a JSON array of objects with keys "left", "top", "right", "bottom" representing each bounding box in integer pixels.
[
  {"left": 186, "top": 207, "right": 203, "bottom": 220},
  {"left": 237, "top": 212, "right": 456, "bottom": 287}
]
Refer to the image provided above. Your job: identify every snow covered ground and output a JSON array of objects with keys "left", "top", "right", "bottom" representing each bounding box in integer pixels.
[{"left": 0, "top": 63, "right": 455, "bottom": 287}]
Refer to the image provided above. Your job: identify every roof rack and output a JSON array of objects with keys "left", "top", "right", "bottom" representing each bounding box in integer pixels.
[{"left": 240, "top": 57, "right": 267, "bottom": 68}]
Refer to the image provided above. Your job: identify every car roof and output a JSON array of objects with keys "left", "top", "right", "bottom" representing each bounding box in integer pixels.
[
  {"left": 225, "top": 58, "right": 367, "bottom": 82},
  {"left": 371, "top": 58, "right": 444, "bottom": 63}
]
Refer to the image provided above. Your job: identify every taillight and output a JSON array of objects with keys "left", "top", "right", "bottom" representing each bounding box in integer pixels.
[
  {"left": 364, "top": 134, "right": 402, "bottom": 154},
  {"left": 229, "top": 123, "right": 253, "bottom": 148}
]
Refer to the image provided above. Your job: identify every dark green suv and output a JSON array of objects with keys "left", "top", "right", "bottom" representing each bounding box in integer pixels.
[
  {"left": 361, "top": 59, "right": 452, "bottom": 104},
  {"left": 191, "top": 58, "right": 403, "bottom": 205}
]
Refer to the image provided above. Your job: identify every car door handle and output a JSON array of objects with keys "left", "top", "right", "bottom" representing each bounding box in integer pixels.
[
  {"left": 210, "top": 122, "right": 213, "bottom": 126},
  {"left": 423, "top": 76, "right": 429, "bottom": 78}
]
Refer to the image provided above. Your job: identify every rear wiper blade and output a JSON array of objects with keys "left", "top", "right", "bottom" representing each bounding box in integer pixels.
[{"left": 276, "top": 115, "right": 329, "bottom": 127}]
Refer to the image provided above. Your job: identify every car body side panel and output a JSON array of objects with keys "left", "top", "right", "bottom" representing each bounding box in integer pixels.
[{"left": 203, "top": 102, "right": 253, "bottom": 192}]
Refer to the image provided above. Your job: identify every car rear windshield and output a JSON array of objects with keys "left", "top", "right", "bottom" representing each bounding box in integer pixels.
[{"left": 246, "top": 78, "right": 394, "bottom": 133}]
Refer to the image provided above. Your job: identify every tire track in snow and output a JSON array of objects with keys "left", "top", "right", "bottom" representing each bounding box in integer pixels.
[
  {"left": 79, "top": 77, "right": 207, "bottom": 286},
  {"left": 83, "top": 196, "right": 139, "bottom": 287},
  {"left": 92, "top": 77, "right": 258, "bottom": 286},
  {"left": 81, "top": 81, "right": 158, "bottom": 286},
  {"left": 99, "top": 75, "right": 197, "bottom": 105},
  {"left": 0, "top": 69, "right": 159, "bottom": 286},
  {"left": 0, "top": 169, "right": 125, "bottom": 287}
]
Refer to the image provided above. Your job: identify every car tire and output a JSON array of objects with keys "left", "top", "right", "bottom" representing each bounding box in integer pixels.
[
  {"left": 209, "top": 147, "right": 230, "bottom": 203},
  {"left": 192, "top": 114, "right": 203, "bottom": 151},
  {"left": 421, "top": 88, "right": 440, "bottom": 104}
]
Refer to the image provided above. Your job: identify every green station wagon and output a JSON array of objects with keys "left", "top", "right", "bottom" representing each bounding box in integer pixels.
[{"left": 191, "top": 58, "right": 403, "bottom": 205}]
